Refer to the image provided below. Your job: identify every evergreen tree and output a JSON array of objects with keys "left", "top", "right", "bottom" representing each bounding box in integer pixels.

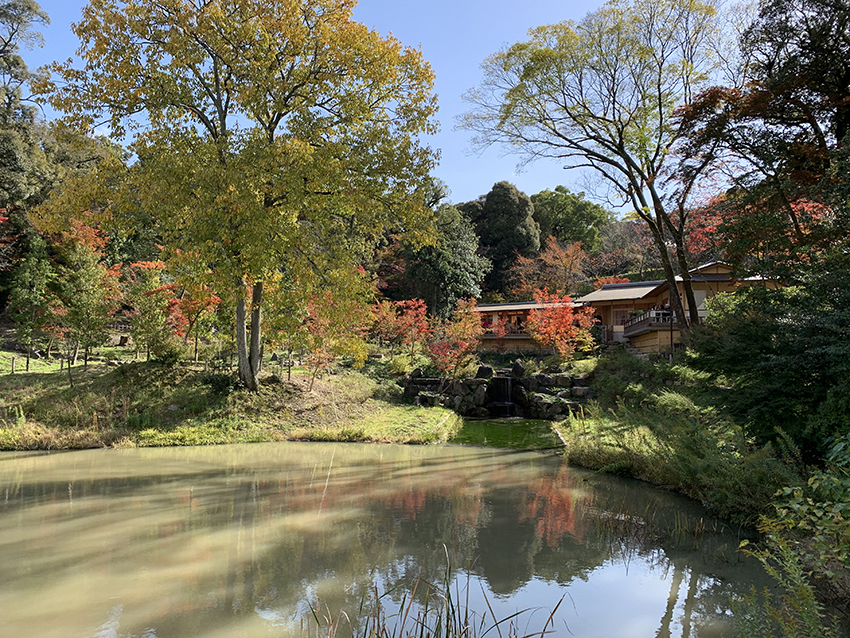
[
  {"left": 459, "top": 181, "right": 540, "bottom": 295},
  {"left": 404, "top": 205, "right": 491, "bottom": 316}
]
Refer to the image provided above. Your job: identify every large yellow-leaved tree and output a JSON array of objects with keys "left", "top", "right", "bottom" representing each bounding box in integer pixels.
[{"left": 45, "top": 0, "right": 438, "bottom": 389}]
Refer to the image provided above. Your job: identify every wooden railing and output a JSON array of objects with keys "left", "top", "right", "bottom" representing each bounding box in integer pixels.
[{"left": 623, "top": 310, "right": 676, "bottom": 336}]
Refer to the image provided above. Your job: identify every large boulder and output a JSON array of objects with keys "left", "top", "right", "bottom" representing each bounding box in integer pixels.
[
  {"left": 473, "top": 384, "right": 488, "bottom": 407},
  {"left": 511, "top": 384, "right": 529, "bottom": 407},
  {"left": 476, "top": 365, "right": 494, "bottom": 379},
  {"left": 511, "top": 360, "right": 526, "bottom": 378}
]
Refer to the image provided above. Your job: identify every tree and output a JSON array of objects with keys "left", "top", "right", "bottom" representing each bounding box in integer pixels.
[
  {"left": 45, "top": 0, "right": 438, "bottom": 390},
  {"left": 458, "top": 182, "right": 540, "bottom": 295},
  {"left": 305, "top": 289, "right": 369, "bottom": 392},
  {"left": 588, "top": 220, "right": 661, "bottom": 281},
  {"left": 371, "top": 298, "right": 430, "bottom": 360},
  {"left": 530, "top": 186, "right": 612, "bottom": 251},
  {"left": 401, "top": 205, "right": 491, "bottom": 316},
  {"left": 677, "top": 0, "right": 850, "bottom": 279},
  {"left": 124, "top": 260, "right": 184, "bottom": 361},
  {"left": 688, "top": 245, "right": 850, "bottom": 461},
  {"left": 53, "top": 218, "right": 122, "bottom": 370},
  {"left": 507, "top": 236, "right": 588, "bottom": 300},
  {"left": 526, "top": 288, "right": 594, "bottom": 362},
  {"left": 461, "top": 0, "right": 719, "bottom": 331},
  {"left": 7, "top": 231, "right": 54, "bottom": 368},
  {"left": 427, "top": 298, "right": 484, "bottom": 378},
  {"left": 0, "top": 0, "right": 49, "bottom": 302}
]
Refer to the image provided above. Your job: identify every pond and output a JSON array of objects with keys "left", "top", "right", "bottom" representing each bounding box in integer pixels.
[{"left": 0, "top": 442, "right": 772, "bottom": 638}]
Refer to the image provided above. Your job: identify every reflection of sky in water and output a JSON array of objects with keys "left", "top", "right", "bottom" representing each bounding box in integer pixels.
[{"left": 0, "top": 443, "right": 766, "bottom": 638}]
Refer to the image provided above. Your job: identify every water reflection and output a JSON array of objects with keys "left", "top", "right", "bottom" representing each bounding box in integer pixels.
[{"left": 0, "top": 443, "right": 769, "bottom": 638}]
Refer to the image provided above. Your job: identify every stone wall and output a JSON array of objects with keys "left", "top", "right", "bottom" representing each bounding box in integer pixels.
[{"left": 400, "top": 364, "right": 592, "bottom": 420}]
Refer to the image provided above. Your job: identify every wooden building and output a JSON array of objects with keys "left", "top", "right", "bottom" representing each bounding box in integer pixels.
[{"left": 575, "top": 262, "right": 770, "bottom": 353}]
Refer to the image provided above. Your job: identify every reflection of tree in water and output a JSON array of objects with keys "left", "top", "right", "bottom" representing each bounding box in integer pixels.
[{"left": 0, "top": 446, "right": 772, "bottom": 638}]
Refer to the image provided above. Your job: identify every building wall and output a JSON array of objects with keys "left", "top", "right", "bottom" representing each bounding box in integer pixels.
[
  {"left": 478, "top": 336, "right": 542, "bottom": 353},
  {"left": 630, "top": 329, "right": 682, "bottom": 354}
]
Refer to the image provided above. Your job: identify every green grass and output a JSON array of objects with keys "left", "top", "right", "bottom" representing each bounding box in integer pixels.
[
  {"left": 0, "top": 356, "right": 460, "bottom": 450},
  {"left": 551, "top": 348, "right": 803, "bottom": 526}
]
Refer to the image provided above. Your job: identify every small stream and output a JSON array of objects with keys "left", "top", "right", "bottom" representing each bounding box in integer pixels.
[{"left": 0, "top": 442, "right": 773, "bottom": 638}]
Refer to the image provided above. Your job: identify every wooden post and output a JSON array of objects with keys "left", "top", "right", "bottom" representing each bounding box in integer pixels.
[{"left": 10, "top": 357, "right": 15, "bottom": 374}]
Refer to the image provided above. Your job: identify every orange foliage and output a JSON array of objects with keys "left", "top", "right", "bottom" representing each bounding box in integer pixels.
[
  {"left": 592, "top": 276, "right": 630, "bottom": 290},
  {"left": 526, "top": 288, "right": 594, "bottom": 361},
  {"left": 509, "top": 237, "right": 588, "bottom": 299}
]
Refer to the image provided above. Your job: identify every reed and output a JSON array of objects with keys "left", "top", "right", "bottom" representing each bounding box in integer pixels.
[{"left": 302, "top": 547, "right": 564, "bottom": 638}]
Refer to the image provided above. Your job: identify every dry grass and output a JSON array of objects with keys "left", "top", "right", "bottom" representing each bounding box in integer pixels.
[{"left": 0, "top": 357, "right": 458, "bottom": 450}]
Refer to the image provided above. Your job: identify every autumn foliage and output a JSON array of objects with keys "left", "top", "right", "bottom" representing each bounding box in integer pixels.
[
  {"left": 508, "top": 237, "right": 588, "bottom": 299},
  {"left": 371, "top": 299, "right": 431, "bottom": 359},
  {"left": 526, "top": 288, "right": 594, "bottom": 362},
  {"left": 427, "top": 298, "right": 484, "bottom": 378},
  {"left": 306, "top": 291, "right": 369, "bottom": 391}
]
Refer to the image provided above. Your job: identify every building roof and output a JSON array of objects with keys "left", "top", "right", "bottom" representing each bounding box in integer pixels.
[
  {"left": 474, "top": 300, "right": 577, "bottom": 312},
  {"left": 576, "top": 281, "right": 666, "bottom": 303}
]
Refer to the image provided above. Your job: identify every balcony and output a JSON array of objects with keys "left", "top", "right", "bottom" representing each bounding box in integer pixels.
[{"left": 622, "top": 309, "right": 678, "bottom": 338}]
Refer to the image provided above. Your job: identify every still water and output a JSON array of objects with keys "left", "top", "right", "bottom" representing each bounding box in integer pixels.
[{"left": 0, "top": 443, "right": 771, "bottom": 638}]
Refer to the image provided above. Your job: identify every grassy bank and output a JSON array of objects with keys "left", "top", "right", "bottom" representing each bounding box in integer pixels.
[
  {"left": 554, "top": 348, "right": 803, "bottom": 526},
  {"left": 0, "top": 355, "right": 462, "bottom": 449}
]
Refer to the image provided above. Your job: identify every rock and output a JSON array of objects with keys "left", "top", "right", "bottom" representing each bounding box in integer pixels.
[
  {"left": 411, "top": 377, "right": 442, "bottom": 386},
  {"left": 410, "top": 367, "right": 423, "bottom": 379},
  {"left": 459, "top": 397, "right": 475, "bottom": 414},
  {"left": 552, "top": 373, "right": 572, "bottom": 387},
  {"left": 511, "top": 384, "right": 529, "bottom": 407},
  {"left": 476, "top": 365, "right": 494, "bottom": 379},
  {"left": 556, "top": 390, "right": 572, "bottom": 399},
  {"left": 473, "top": 384, "right": 488, "bottom": 407},
  {"left": 511, "top": 360, "right": 526, "bottom": 378},
  {"left": 525, "top": 377, "right": 540, "bottom": 392},
  {"left": 403, "top": 385, "right": 420, "bottom": 398},
  {"left": 535, "top": 373, "right": 555, "bottom": 387},
  {"left": 571, "top": 386, "right": 591, "bottom": 398},
  {"left": 464, "top": 378, "right": 488, "bottom": 388},
  {"left": 552, "top": 414, "right": 567, "bottom": 422},
  {"left": 472, "top": 407, "right": 490, "bottom": 418},
  {"left": 452, "top": 380, "right": 469, "bottom": 396}
]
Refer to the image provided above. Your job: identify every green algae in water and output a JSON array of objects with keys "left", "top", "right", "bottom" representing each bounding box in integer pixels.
[{"left": 451, "top": 418, "right": 564, "bottom": 450}]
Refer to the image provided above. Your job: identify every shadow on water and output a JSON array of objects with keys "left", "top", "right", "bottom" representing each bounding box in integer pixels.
[{"left": 0, "top": 443, "right": 772, "bottom": 638}]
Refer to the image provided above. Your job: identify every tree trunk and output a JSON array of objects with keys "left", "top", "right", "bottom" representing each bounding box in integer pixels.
[
  {"left": 674, "top": 243, "right": 700, "bottom": 326},
  {"left": 645, "top": 218, "right": 689, "bottom": 331},
  {"left": 72, "top": 342, "right": 80, "bottom": 366},
  {"left": 236, "top": 280, "right": 263, "bottom": 391}
]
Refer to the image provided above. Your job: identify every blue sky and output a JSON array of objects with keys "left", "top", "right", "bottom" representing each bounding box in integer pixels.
[{"left": 30, "top": 0, "right": 604, "bottom": 205}]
